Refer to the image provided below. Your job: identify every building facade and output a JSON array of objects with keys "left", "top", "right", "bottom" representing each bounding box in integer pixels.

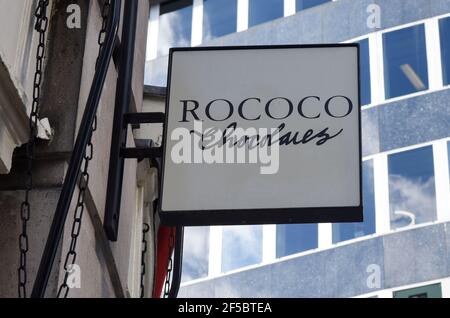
[
  {"left": 144, "top": 0, "right": 450, "bottom": 298},
  {"left": 0, "top": 0, "right": 158, "bottom": 298}
]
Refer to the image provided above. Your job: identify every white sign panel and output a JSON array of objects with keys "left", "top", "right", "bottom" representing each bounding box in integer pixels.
[{"left": 160, "top": 45, "right": 362, "bottom": 225}]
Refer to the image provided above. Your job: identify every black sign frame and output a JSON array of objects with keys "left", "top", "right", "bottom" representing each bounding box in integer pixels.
[{"left": 159, "top": 44, "right": 363, "bottom": 226}]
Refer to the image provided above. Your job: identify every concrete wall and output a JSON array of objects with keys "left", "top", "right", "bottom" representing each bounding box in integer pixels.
[
  {"left": 146, "top": 0, "right": 450, "bottom": 86},
  {"left": 154, "top": 0, "right": 450, "bottom": 297},
  {"left": 179, "top": 222, "right": 450, "bottom": 298},
  {"left": 0, "top": 0, "right": 154, "bottom": 298}
]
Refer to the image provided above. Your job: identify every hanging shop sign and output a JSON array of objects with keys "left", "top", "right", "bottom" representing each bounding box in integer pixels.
[{"left": 160, "top": 44, "right": 362, "bottom": 226}]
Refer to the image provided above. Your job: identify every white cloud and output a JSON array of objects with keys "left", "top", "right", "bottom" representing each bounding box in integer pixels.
[
  {"left": 182, "top": 227, "right": 209, "bottom": 282},
  {"left": 389, "top": 175, "right": 436, "bottom": 229},
  {"left": 157, "top": 11, "right": 191, "bottom": 57},
  {"left": 222, "top": 225, "right": 263, "bottom": 272}
]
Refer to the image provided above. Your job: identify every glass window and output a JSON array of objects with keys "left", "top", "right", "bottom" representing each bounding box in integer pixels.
[
  {"left": 394, "top": 283, "right": 442, "bottom": 298},
  {"left": 333, "top": 160, "right": 376, "bottom": 243},
  {"left": 182, "top": 227, "right": 209, "bottom": 282},
  {"left": 388, "top": 146, "right": 437, "bottom": 230},
  {"left": 276, "top": 224, "right": 318, "bottom": 258},
  {"left": 203, "top": 0, "right": 237, "bottom": 41},
  {"left": 222, "top": 225, "right": 262, "bottom": 272},
  {"left": 439, "top": 17, "right": 450, "bottom": 86},
  {"left": 359, "top": 38, "right": 371, "bottom": 106},
  {"left": 248, "top": 0, "right": 284, "bottom": 28},
  {"left": 383, "top": 24, "right": 429, "bottom": 99},
  {"left": 157, "top": 0, "right": 193, "bottom": 57},
  {"left": 296, "top": 0, "right": 331, "bottom": 12}
]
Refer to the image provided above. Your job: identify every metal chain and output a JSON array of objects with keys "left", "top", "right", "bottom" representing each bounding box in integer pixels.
[
  {"left": 56, "top": 0, "right": 111, "bottom": 298},
  {"left": 140, "top": 223, "right": 150, "bottom": 298},
  {"left": 163, "top": 227, "right": 176, "bottom": 298},
  {"left": 18, "top": 0, "right": 50, "bottom": 299}
]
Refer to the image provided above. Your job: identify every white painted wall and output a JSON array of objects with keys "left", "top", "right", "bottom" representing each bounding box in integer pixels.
[{"left": 0, "top": 0, "right": 42, "bottom": 174}]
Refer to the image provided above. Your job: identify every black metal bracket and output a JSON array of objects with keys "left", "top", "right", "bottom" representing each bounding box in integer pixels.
[
  {"left": 124, "top": 112, "right": 165, "bottom": 125},
  {"left": 121, "top": 147, "right": 163, "bottom": 160},
  {"left": 103, "top": 0, "right": 166, "bottom": 242},
  {"left": 105, "top": 112, "right": 165, "bottom": 241},
  {"left": 121, "top": 113, "right": 164, "bottom": 160},
  {"left": 103, "top": 0, "right": 139, "bottom": 242},
  {"left": 169, "top": 226, "right": 184, "bottom": 298}
]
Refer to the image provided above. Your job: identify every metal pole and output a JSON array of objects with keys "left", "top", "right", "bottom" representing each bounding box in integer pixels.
[
  {"left": 31, "top": 0, "right": 121, "bottom": 298},
  {"left": 169, "top": 226, "right": 184, "bottom": 298},
  {"left": 104, "top": 0, "right": 139, "bottom": 241}
]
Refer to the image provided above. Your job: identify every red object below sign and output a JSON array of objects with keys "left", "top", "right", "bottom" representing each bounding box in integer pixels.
[{"left": 152, "top": 226, "right": 176, "bottom": 298}]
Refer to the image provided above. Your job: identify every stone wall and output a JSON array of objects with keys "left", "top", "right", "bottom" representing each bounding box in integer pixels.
[{"left": 0, "top": 0, "right": 154, "bottom": 298}]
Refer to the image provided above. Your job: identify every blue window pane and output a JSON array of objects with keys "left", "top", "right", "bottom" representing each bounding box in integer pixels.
[
  {"left": 203, "top": 0, "right": 237, "bottom": 41},
  {"left": 276, "top": 224, "right": 318, "bottom": 257},
  {"left": 182, "top": 227, "right": 209, "bottom": 282},
  {"left": 439, "top": 17, "right": 450, "bottom": 86},
  {"left": 383, "top": 25, "right": 429, "bottom": 99},
  {"left": 296, "top": 0, "right": 330, "bottom": 11},
  {"left": 248, "top": 0, "right": 284, "bottom": 28},
  {"left": 333, "top": 160, "right": 375, "bottom": 243},
  {"left": 222, "top": 225, "right": 262, "bottom": 272},
  {"left": 157, "top": 1, "right": 193, "bottom": 57},
  {"left": 388, "top": 146, "right": 437, "bottom": 230},
  {"left": 359, "top": 39, "right": 371, "bottom": 106}
]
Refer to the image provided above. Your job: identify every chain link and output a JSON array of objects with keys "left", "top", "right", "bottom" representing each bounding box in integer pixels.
[
  {"left": 140, "top": 223, "right": 150, "bottom": 298},
  {"left": 163, "top": 227, "right": 176, "bottom": 298},
  {"left": 56, "top": 0, "right": 111, "bottom": 298},
  {"left": 18, "top": 0, "right": 50, "bottom": 299}
]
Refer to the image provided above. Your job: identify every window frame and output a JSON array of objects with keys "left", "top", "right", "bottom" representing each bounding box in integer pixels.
[
  {"left": 295, "top": 0, "right": 332, "bottom": 13},
  {"left": 387, "top": 144, "right": 437, "bottom": 230},
  {"left": 156, "top": 0, "right": 194, "bottom": 58},
  {"left": 247, "top": 0, "right": 285, "bottom": 28},
  {"left": 202, "top": 0, "right": 238, "bottom": 41},
  {"left": 439, "top": 15, "right": 450, "bottom": 87},
  {"left": 147, "top": 6, "right": 450, "bottom": 279},
  {"left": 382, "top": 23, "right": 429, "bottom": 100}
]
